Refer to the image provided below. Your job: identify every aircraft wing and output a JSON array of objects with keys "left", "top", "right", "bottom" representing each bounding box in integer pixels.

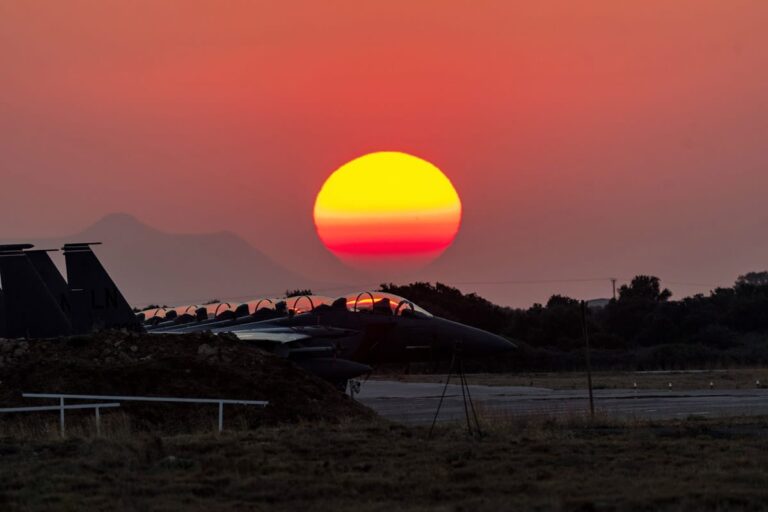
[
  {"left": 215, "top": 325, "right": 359, "bottom": 344},
  {"left": 230, "top": 328, "right": 311, "bottom": 343}
]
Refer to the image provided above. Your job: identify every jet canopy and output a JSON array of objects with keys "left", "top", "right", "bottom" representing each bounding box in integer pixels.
[
  {"left": 344, "top": 292, "right": 433, "bottom": 317},
  {"left": 148, "top": 303, "right": 235, "bottom": 321},
  {"left": 166, "top": 303, "right": 234, "bottom": 318},
  {"left": 243, "top": 298, "right": 280, "bottom": 315},
  {"left": 242, "top": 295, "right": 333, "bottom": 315},
  {"left": 203, "top": 302, "right": 235, "bottom": 317},
  {"left": 138, "top": 307, "right": 167, "bottom": 320},
  {"left": 286, "top": 295, "right": 334, "bottom": 314}
]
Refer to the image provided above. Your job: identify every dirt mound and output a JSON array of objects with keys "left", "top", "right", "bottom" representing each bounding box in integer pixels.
[{"left": 0, "top": 331, "right": 375, "bottom": 429}]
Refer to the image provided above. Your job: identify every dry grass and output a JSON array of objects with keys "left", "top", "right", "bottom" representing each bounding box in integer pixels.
[
  {"left": 474, "top": 402, "right": 653, "bottom": 433},
  {"left": 376, "top": 368, "right": 768, "bottom": 391},
  {"left": 0, "top": 412, "right": 174, "bottom": 442},
  {"left": 2, "top": 413, "right": 768, "bottom": 511}
]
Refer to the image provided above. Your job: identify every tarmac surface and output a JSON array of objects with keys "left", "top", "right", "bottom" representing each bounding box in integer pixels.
[{"left": 356, "top": 380, "right": 768, "bottom": 424}]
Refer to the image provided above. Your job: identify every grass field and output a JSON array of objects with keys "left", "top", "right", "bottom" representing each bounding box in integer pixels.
[
  {"left": 375, "top": 368, "right": 768, "bottom": 391},
  {"left": 2, "top": 414, "right": 768, "bottom": 511}
]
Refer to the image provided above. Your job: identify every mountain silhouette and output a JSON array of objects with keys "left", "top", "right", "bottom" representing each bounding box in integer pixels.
[{"left": 3, "top": 213, "right": 319, "bottom": 308}]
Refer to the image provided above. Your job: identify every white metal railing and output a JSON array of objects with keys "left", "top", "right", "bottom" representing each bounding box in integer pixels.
[
  {"left": 23, "top": 393, "right": 269, "bottom": 433},
  {"left": 0, "top": 402, "right": 121, "bottom": 436}
]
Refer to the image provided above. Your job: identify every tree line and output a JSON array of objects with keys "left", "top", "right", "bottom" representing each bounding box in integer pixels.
[{"left": 381, "top": 272, "right": 768, "bottom": 371}]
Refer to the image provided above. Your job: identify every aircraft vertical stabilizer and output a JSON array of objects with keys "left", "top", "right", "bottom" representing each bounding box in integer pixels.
[
  {"left": 0, "top": 245, "right": 73, "bottom": 338},
  {"left": 26, "top": 248, "right": 71, "bottom": 310},
  {"left": 0, "top": 288, "right": 6, "bottom": 338},
  {"left": 63, "top": 243, "right": 141, "bottom": 331}
]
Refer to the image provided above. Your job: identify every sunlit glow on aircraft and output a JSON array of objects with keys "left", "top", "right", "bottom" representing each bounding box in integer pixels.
[
  {"left": 343, "top": 292, "right": 433, "bottom": 317},
  {"left": 140, "top": 307, "right": 167, "bottom": 320},
  {"left": 287, "top": 295, "right": 334, "bottom": 314}
]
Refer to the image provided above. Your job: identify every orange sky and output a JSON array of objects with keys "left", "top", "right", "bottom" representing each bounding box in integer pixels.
[{"left": 2, "top": 1, "right": 768, "bottom": 306}]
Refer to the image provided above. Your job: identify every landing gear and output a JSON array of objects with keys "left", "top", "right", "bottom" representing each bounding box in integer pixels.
[
  {"left": 347, "top": 379, "right": 361, "bottom": 399},
  {"left": 428, "top": 350, "right": 482, "bottom": 439}
]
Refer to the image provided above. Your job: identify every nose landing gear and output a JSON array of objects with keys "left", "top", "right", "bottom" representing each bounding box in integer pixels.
[{"left": 428, "top": 343, "right": 482, "bottom": 439}]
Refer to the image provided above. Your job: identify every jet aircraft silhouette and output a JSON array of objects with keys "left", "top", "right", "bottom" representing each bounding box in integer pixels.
[{"left": 0, "top": 243, "right": 516, "bottom": 388}]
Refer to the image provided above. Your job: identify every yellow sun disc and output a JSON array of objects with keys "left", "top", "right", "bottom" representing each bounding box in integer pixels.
[{"left": 314, "top": 151, "right": 462, "bottom": 269}]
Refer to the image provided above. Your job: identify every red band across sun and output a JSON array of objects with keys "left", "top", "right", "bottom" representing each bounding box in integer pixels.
[{"left": 314, "top": 152, "right": 462, "bottom": 269}]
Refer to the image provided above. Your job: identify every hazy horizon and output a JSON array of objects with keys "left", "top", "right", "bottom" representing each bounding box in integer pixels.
[
  {"left": 2, "top": 1, "right": 767, "bottom": 307},
  {"left": 3, "top": 211, "right": 757, "bottom": 310}
]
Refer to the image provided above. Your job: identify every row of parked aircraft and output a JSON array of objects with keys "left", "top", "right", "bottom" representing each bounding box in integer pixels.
[{"left": 0, "top": 243, "right": 515, "bottom": 388}]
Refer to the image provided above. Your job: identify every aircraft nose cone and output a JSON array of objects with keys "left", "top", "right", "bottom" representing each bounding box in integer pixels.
[
  {"left": 434, "top": 318, "right": 516, "bottom": 358},
  {"left": 467, "top": 329, "right": 517, "bottom": 357}
]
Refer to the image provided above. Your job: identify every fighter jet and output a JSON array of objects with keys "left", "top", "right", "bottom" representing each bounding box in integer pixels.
[
  {"left": 0, "top": 243, "right": 140, "bottom": 338},
  {"left": 0, "top": 244, "right": 73, "bottom": 338},
  {"left": 1, "top": 242, "right": 516, "bottom": 388},
  {"left": 144, "top": 295, "right": 325, "bottom": 333},
  {"left": 150, "top": 291, "right": 516, "bottom": 388},
  {"left": 0, "top": 242, "right": 373, "bottom": 384}
]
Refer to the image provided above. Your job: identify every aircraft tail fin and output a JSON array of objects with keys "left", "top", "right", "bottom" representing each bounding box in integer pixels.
[
  {"left": 0, "top": 288, "right": 6, "bottom": 337},
  {"left": 63, "top": 243, "right": 141, "bottom": 332},
  {"left": 0, "top": 245, "right": 72, "bottom": 338},
  {"left": 26, "top": 249, "right": 72, "bottom": 313}
]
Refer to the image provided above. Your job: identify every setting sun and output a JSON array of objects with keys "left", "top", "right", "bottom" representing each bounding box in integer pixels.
[{"left": 314, "top": 151, "right": 462, "bottom": 269}]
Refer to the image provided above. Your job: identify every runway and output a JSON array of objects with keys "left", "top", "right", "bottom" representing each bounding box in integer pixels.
[{"left": 356, "top": 380, "right": 768, "bottom": 424}]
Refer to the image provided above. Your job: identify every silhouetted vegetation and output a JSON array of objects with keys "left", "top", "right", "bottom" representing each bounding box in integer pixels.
[
  {"left": 381, "top": 273, "right": 768, "bottom": 371},
  {"left": 285, "top": 289, "right": 313, "bottom": 297},
  {"left": 134, "top": 304, "right": 167, "bottom": 312}
]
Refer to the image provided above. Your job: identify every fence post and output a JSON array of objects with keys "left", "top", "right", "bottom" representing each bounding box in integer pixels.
[
  {"left": 59, "top": 397, "right": 65, "bottom": 437},
  {"left": 581, "top": 301, "right": 595, "bottom": 420},
  {"left": 218, "top": 402, "right": 224, "bottom": 433},
  {"left": 95, "top": 407, "right": 101, "bottom": 436}
]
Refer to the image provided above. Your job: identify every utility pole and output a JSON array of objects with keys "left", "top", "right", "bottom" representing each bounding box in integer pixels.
[
  {"left": 581, "top": 301, "right": 595, "bottom": 420},
  {"left": 610, "top": 278, "right": 617, "bottom": 301}
]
